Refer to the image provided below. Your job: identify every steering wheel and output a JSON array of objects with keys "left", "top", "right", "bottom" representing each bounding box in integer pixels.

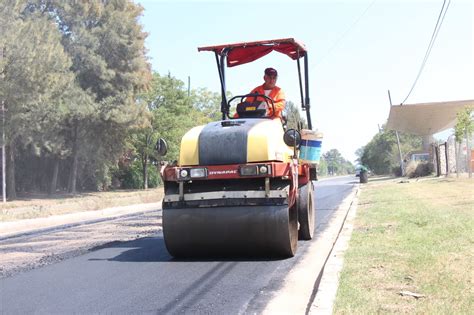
[{"left": 227, "top": 93, "right": 276, "bottom": 119}]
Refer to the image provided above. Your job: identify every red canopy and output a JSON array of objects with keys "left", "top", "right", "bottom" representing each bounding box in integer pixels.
[{"left": 198, "top": 38, "right": 307, "bottom": 67}]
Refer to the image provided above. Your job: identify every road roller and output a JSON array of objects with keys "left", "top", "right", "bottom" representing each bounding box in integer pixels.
[{"left": 157, "top": 38, "right": 320, "bottom": 258}]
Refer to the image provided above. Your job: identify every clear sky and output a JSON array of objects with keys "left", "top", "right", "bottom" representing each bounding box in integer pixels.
[{"left": 137, "top": 0, "right": 473, "bottom": 163}]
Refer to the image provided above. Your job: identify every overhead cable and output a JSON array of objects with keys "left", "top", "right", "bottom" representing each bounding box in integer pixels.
[
  {"left": 312, "top": 0, "right": 377, "bottom": 69},
  {"left": 401, "top": 0, "right": 451, "bottom": 104}
]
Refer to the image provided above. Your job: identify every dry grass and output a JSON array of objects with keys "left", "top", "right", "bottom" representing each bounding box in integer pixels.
[
  {"left": 334, "top": 177, "right": 474, "bottom": 314},
  {"left": 0, "top": 188, "right": 164, "bottom": 222}
]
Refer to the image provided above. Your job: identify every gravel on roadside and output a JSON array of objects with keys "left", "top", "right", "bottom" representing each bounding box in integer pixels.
[{"left": 0, "top": 209, "right": 162, "bottom": 278}]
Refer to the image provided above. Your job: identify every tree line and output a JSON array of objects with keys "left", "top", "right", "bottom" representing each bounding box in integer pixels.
[
  {"left": 356, "top": 109, "right": 473, "bottom": 176},
  {"left": 356, "top": 127, "right": 423, "bottom": 175},
  {"left": 1, "top": 0, "right": 213, "bottom": 199},
  {"left": 1, "top": 0, "right": 311, "bottom": 200},
  {"left": 318, "top": 149, "right": 355, "bottom": 176}
]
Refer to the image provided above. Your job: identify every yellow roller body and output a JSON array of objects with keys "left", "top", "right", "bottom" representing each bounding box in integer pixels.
[
  {"left": 179, "top": 125, "right": 205, "bottom": 166},
  {"left": 179, "top": 118, "right": 293, "bottom": 166},
  {"left": 246, "top": 119, "right": 293, "bottom": 163}
]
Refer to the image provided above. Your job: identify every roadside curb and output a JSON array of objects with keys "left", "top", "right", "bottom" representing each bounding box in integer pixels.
[
  {"left": 317, "top": 175, "right": 351, "bottom": 182},
  {"left": 309, "top": 186, "right": 360, "bottom": 314},
  {"left": 262, "top": 184, "right": 359, "bottom": 314},
  {"left": 0, "top": 202, "right": 162, "bottom": 241}
]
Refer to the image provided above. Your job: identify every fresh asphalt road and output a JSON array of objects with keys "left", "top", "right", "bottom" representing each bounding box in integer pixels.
[{"left": 0, "top": 176, "right": 358, "bottom": 314}]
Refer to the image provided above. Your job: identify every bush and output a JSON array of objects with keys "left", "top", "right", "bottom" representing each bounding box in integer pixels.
[
  {"left": 406, "top": 161, "right": 434, "bottom": 178},
  {"left": 120, "top": 161, "right": 143, "bottom": 189},
  {"left": 392, "top": 166, "right": 403, "bottom": 177},
  {"left": 417, "top": 162, "right": 434, "bottom": 177},
  {"left": 147, "top": 164, "right": 162, "bottom": 188},
  {"left": 119, "top": 160, "right": 162, "bottom": 189}
]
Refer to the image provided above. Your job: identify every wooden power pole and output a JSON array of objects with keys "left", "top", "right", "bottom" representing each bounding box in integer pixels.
[{"left": 388, "top": 90, "right": 405, "bottom": 176}]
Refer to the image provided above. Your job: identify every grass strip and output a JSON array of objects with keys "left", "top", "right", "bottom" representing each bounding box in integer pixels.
[{"left": 334, "top": 177, "right": 474, "bottom": 314}]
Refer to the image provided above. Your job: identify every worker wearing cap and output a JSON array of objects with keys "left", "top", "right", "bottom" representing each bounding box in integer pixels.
[{"left": 245, "top": 67, "right": 286, "bottom": 118}]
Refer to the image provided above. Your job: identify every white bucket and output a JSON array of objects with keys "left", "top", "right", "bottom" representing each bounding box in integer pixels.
[{"left": 299, "top": 129, "right": 323, "bottom": 164}]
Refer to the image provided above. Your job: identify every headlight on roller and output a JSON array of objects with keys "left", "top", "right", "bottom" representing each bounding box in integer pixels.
[
  {"left": 240, "top": 165, "right": 258, "bottom": 176},
  {"left": 239, "top": 164, "right": 271, "bottom": 176},
  {"left": 190, "top": 168, "right": 207, "bottom": 178}
]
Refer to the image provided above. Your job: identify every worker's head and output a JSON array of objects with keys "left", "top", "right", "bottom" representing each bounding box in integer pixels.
[{"left": 263, "top": 67, "right": 278, "bottom": 89}]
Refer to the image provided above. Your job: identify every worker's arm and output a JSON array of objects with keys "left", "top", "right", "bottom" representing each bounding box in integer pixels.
[
  {"left": 271, "top": 89, "right": 286, "bottom": 118},
  {"left": 244, "top": 87, "right": 263, "bottom": 103}
]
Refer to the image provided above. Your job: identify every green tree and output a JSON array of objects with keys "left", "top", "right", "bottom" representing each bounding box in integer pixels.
[
  {"left": 322, "top": 149, "right": 353, "bottom": 175},
  {"left": 361, "top": 127, "right": 422, "bottom": 175},
  {"left": 31, "top": 0, "right": 151, "bottom": 193},
  {"left": 355, "top": 146, "right": 365, "bottom": 165},
  {"left": 318, "top": 158, "right": 328, "bottom": 176},
  {"left": 283, "top": 101, "right": 307, "bottom": 130},
  {"left": 454, "top": 107, "right": 473, "bottom": 177},
  {"left": 191, "top": 87, "right": 222, "bottom": 121},
  {"left": 454, "top": 107, "right": 473, "bottom": 142},
  {"left": 1, "top": 2, "right": 73, "bottom": 199},
  {"left": 128, "top": 73, "right": 210, "bottom": 189}
]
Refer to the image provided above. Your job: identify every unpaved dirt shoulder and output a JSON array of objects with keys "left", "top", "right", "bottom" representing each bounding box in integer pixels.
[
  {"left": 0, "top": 210, "right": 162, "bottom": 279},
  {"left": 1, "top": 202, "right": 162, "bottom": 239},
  {"left": 1, "top": 188, "right": 164, "bottom": 221}
]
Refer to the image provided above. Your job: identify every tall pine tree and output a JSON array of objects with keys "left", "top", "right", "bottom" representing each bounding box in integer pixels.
[{"left": 1, "top": 1, "right": 73, "bottom": 199}]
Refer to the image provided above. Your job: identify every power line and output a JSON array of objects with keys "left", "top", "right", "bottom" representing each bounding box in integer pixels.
[
  {"left": 401, "top": 0, "right": 451, "bottom": 104},
  {"left": 312, "top": 0, "right": 377, "bottom": 69}
]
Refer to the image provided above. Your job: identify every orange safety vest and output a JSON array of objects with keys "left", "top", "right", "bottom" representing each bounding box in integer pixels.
[{"left": 245, "top": 85, "right": 286, "bottom": 118}]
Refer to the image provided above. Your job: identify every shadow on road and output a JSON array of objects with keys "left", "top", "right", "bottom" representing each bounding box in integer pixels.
[
  {"left": 88, "top": 236, "right": 284, "bottom": 263},
  {"left": 86, "top": 236, "right": 287, "bottom": 314}
]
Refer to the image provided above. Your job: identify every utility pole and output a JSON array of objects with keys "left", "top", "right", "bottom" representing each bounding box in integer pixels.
[
  {"left": 466, "top": 130, "right": 472, "bottom": 178},
  {"left": 187, "top": 76, "right": 191, "bottom": 97},
  {"left": 1, "top": 46, "right": 5, "bottom": 203},
  {"left": 1, "top": 101, "right": 5, "bottom": 203},
  {"left": 388, "top": 90, "right": 405, "bottom": 176}
]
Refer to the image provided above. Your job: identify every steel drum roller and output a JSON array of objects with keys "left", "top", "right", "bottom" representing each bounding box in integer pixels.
[{"left": 163, "top": 205, "right": 298, "bottom": 257}]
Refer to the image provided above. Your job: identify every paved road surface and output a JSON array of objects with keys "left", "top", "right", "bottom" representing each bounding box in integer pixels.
[{"left": 0, "top": 176, "right": 358, "bottom": 314}]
